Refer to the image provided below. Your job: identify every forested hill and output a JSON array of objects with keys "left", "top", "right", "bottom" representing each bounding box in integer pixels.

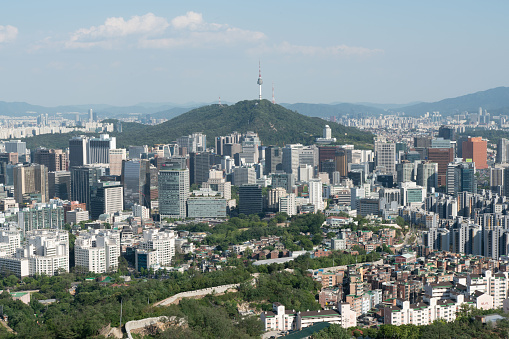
[{"left": 21, "top": 100, "right": 374, "bottom": 149}]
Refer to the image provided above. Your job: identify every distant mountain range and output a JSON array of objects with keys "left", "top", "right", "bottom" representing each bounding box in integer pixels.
[
  {"left": 280, "top": 103, "right": 385, "bottom": 118},
  {"left": 3, "top": 86, "right": 509, "bottom": 120},
  {"left": 22, "top": 100, "right": 375, "bottom": 150},
  {"left": 395, "top": 87, "right": 509, "bottom": 116}
]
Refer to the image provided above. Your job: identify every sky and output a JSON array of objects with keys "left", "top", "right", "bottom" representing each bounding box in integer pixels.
[{"left": 0, "top": 1, "right": 508, "bottom": 107}]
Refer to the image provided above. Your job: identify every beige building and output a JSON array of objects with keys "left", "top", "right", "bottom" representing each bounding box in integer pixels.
[
  {"left": 109, "top": 148, "right": 126, "bottom": 176},
  {"left": 13, "top": 164, "right": 48, "bottom": 203}
]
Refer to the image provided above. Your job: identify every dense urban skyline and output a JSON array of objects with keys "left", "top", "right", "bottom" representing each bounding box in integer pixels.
[{"left": 0, "top": 1, "right": 508, "bottom": 106}]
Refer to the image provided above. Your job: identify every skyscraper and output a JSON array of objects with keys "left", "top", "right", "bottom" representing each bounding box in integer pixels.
[
  {"left": 90, "top": 182, "right": 123, "bottom": 220},
  {"left": 265, "top": 146, "right": 283, "bottom": 175},
  {"left": 375, "top": 140, "right": 396, "bottom": 177},
  {"left": 428, "top": 148, "right": 454, "bottom": 187},
  {"left": 69, "top": 136, "right": 89, "bottom": 169},
  {"left": 189, "top": 152, "right": 211, "bottom": 186},
  {"left": 417, "top": 161, "right": 438, "bottom": 192},
  {"left": 88, "top": 134, "right": 116, "bottom": 165},
  {"left": 239, "top": 184, "right": 263, "bottom": 215},
  {"left": 32, "top": 148, "right": 67, "bottom": 172},
  {"left": 462, "top": 137, "right": 488, "bottom": 169},
  {"left": 109, "top": 149, "right": 126, "bottom": 176},
  {"left": 48, "top": 171, "right": 71, "bottom": 200},
  {"left": 335, "top": 148, "right": 348, "bottom": 177},
  {"left": 497, "top": 138, "right": 509, "bottom": 164},
  {"left": 396, "top": 161, "right": 414, "bottom": 184},
  {"left": 446, "top": 160, "right": 477, "bottom": 195},
  {"left": 438, "top": 126, "right": 455, "bottom": 141},
  {"left": 158, "top": 166, "right": 189, "bottom": 218},
  {"left": 122, "top": 159, "right": 151, "bottom": 210},
  {"left": 70, "top": 166, "right": 106, "bottom": 210},
  {"left": 13, "top": 164, "right": 48, "bottom": 203}
]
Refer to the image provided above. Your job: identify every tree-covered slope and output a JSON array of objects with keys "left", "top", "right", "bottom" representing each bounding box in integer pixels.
[{"left": 115, "top": 99, "right": 373, "bottom": 148}]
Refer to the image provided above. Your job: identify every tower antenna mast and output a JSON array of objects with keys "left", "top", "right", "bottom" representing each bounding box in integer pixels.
[
  {"left": 257, "top": 60, "right": 263, "bottom": 100},
  {"left": 272, "top": 81, "right": 275, "bottom": 104}
]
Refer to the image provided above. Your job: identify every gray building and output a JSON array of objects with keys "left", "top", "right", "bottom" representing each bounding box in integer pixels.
[
  {"left": 158, "top": 168, "right": 189, "bottom": 218},
  {"left": 122, "top": 159, "right": 151, "bottom": 210},
  {"left": 239, "top": 184, "right": 263, "bottom": 216},
  {"left": 187, "top": 197, "right": 227, "bottom": 218}
]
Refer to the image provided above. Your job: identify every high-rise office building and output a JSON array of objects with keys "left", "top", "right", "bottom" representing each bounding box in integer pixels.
[
  {"left": 396, "top": 161, "right": 414, "bottom": 184},
  {"left": 177, "top": 133, "right": 206, "bottom": 154},
  {"left": 427, "top": 148, "right": 454, "bottom": 187},
  {"left": 90, "top": 182, "right": 123, "bottom": 220},
  {"left": 462, "top": 137, "right": 488, "bottom": 169},
  {"left": 48, "top": 171, "right": 71, "bottom": 200},
  {"left": 32, "top": 148, "right": 67, "bottom": 172},
  {"left": 416, "top": 162, "right": 438, "bottom": 191},
  {"left": 122, "top": 159, "right": 151, "bottom": 210},
  {"left": 233, "top": 166, "right": 256, "bottom": 186},
  {"left": 447, "top": 159, "right": 477, "bottom": 195},
  {"left": 335, "top": 148, "right": 348, "bottom": 177},
  {"left": 5, "top": 140, "right": 26, "bottom": 159},
  {"left": 109, "top": 149, "right": 126, "bottom": 176},
  {"left": 267, "top": 187, "right": 287, "bottom": 211},
  {"left": 190, "top": 152, "right": 211, "bottom": 186},
  {"left": 271, "top": 172, "right": 295, "bottom": 194},
  {"left": 69, "top": 136, "right": 89, "bottom": 169},
  {"left": 490, "top": 167, "right": 504, "bottom": 191},
  {"left": 13, "top": 164, "right": 48, "bottom": 203},
  {"left": 158, "top": 166, "right": 189, "bottom": 218},
  {"left": 239, "top": 185, "right": 263, "bottom": 215},
  {"left": 265, "top": 146, "right": 283, "bottom": 175},
  {"left": 87, "top": 134, "right": 116, "bottom": 164},
  {"left": 70, "top": 166, "right": 107, "bottom": 210},
  {"left": 375, "top": 140, "right": 396, "bottom": 178},
  {"left": 497, "top": 138, "right": 509, "bottom": 164},
  {"left": 282, "top": 144, "right": 303, "bottom": 176},
  {"left": 438, "top": 126, "right": 455, "bottom": 141},
  {"left": 128, "top": 145, "right": 148, "bottom": 159},
  {"left": 318, "top": 146, "right": 337, "bottom": 172},
  {"left": 299, "top": 145, "right": 319, "bottom": 169}
]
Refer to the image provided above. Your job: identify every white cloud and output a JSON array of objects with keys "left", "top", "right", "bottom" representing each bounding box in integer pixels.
[
  {"left": 265, "top": 41, "right": 383, "bottom": 57},
  {"left": 171, "top": 11, "right": 205, "bottom": 30},
  {"left": 64, "top": 11, "right": 265, "bottom": 50},
  {"left": 65, "top": 13, "right": 169, "bottom": 49},
  {"left": 59, "top": 12, "right": 378, "bottom": 58},
  {"left": 0, "top": 25, "right": 18, "bottom": 43}
]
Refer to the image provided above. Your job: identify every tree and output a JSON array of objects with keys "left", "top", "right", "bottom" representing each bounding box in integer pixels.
[{"left": 313, "top": 324, "right": 350, "bottom": 339}]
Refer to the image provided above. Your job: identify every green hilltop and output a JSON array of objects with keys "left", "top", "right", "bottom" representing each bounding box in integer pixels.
[{"left": 20, "top": 99, "right": 374, "bottom": 149}]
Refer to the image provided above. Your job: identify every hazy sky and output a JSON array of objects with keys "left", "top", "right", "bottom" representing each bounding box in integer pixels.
[{"left": 0, "top": 1, "right": 507, "bottom": 106}]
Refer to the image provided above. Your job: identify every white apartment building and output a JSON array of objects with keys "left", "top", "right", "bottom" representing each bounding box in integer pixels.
[
  {"left": 261, "top": 302, "right": 356, "bottom": 332},
  {"left": 138, "top": 229, "right": 176, "bottom": 267},
  {"left": 0, "top": 230, "right": 70, "bottom": 277},
  {"left": 308, "top": 179, "right": 324, "bottom": 213},
  {"left": 75, "top": 230, "right": 121, "bottom": 273},
  {"left": 466, "top": 270, "right": 508, "bottom": 309},
  {"left": 385, "top": 296, "right": 468, "bottom": 326}
]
